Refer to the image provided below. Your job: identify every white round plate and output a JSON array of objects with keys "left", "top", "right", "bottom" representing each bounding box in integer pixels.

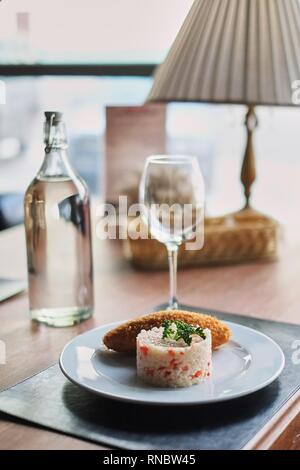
[{"left": 59, "top": 321, "right": 285, "bottom": 406}]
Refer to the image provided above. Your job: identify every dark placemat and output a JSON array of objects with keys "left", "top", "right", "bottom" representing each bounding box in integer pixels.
[{"left": 0, "top": 305, "right": 299, "bottom": 450}]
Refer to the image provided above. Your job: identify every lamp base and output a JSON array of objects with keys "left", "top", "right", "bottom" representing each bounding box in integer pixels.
[{"left": 124, "top": 208, "right": 281, "bottom": 269}]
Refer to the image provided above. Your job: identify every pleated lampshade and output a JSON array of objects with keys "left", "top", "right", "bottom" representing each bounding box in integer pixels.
[{"left": 149, "top": 0, "right": 300, "bottom": 106}]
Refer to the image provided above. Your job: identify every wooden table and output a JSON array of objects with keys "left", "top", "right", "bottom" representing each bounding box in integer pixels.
[{"left": 0, "top": 224, "right": 299, "bottom": 450}]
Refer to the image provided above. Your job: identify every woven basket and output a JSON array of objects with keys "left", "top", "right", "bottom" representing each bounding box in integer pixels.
[{"left": 123, "top": 208, "right": 280, "bottom": 270}]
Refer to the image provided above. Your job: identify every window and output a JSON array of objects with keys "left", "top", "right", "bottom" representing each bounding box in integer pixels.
[
  {"left": 0, "top": 76, "right": 153, "bottom": 194},
  {"left": 0, "top": 0, "right": 299, "bottom": 231},
  {"left": 0, "top": 0, "right": 194, "bottom": 64}
]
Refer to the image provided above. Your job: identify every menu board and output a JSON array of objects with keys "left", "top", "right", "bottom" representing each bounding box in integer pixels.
[{"left": 105, "top": 105, "right": 166, "bottom": 205}]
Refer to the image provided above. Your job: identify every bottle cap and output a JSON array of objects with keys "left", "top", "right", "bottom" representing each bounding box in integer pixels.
[
  {"left": 44, "top": 111, "right": 63, "bottom": 124},
  {"left": 44, "top": 111, "right": 67, "bottom": 150}
]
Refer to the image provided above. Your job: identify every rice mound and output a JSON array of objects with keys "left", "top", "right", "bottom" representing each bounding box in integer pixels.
[{"left": 136, "top": 326, "right": 212, "bottom": 388}]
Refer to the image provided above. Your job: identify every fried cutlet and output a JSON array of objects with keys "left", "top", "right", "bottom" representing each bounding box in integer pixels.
[{"left": 103, "top": 309, "right": 231, "bottom": 353}]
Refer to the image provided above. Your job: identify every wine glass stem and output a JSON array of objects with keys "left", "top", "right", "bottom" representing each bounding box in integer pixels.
[{"left": 167, "top": 244, "right": 179, "bottom": 310}]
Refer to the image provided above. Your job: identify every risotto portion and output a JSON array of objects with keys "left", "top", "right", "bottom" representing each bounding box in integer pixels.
[{"left": 136, "top": 321, "right": 212, "bottom": 388}]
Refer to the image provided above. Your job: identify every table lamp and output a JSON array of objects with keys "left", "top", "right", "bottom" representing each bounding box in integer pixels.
[{"left": 149, "top": 0, "right": 300, "bottom": 209}]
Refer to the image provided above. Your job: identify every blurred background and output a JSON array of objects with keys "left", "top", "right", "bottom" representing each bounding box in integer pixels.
[{"left": 0, "top": 0, "right": 299, "bottom": 235}]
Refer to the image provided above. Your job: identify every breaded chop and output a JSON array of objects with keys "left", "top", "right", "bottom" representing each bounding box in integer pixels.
[{"left": 103, "top": 310, "right": 231, "bottom": 353}]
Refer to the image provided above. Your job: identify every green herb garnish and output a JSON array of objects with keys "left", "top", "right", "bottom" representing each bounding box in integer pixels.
[{"left": 162, "top": 320, "right": 206, "bottom": 346}]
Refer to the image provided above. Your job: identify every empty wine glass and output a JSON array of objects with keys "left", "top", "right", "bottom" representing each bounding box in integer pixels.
[{"left": 139, "top": 155, "right": 205, "bottom": 309}]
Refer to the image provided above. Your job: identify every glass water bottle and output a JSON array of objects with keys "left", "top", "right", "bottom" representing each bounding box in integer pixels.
[{"left": 24, "top": 111, "right": 94, "bottom": 327}]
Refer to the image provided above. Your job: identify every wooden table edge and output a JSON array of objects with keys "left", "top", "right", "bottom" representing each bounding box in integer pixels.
[{"left": 244, "top": 389, "right": 300, "bottom": 450}]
